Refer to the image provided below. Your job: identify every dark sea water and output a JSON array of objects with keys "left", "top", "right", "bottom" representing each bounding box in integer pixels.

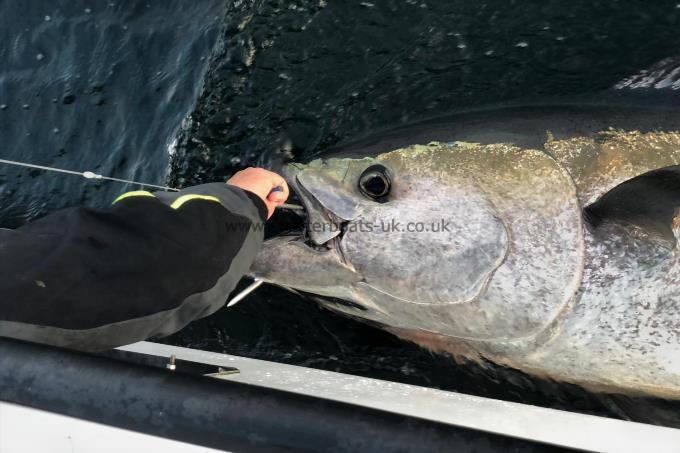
[{"left": 2, "top": 0, "right": 680, "bottom": 428}]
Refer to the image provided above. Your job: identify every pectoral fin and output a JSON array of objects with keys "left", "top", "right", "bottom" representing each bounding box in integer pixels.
[{"left": 584, "top": 165, "right": 680, "bottom": 245}]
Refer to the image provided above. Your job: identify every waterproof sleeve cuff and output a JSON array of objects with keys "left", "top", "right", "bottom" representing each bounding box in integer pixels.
[{"left": 154, "top": 182, "right": 266, "bottom": 224}]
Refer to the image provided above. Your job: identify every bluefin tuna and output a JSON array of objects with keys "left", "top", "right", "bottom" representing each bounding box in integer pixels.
[{"left": 252, "top": 98, "right": 680, "bottom": 398}]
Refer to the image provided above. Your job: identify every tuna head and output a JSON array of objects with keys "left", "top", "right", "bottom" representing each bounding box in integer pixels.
[{"left": 251, "top": 142, "right": 585, "bottom": 342}]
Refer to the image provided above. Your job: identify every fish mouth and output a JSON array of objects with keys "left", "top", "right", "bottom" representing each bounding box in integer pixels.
[
  {"left": 273, "top": 171, "right": 349, "bottom": 258},
  {"left": 258, "top": 168, "right": 366, "bottom": 311}
]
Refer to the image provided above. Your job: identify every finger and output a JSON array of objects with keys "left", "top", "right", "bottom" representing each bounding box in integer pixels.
[
  {"left": 267, "top": 179, "right": 289, "bottom": 202},
  {"left": 267, "top": 191, "right": 288, "bottom": 203},
  {"left": 264, "top": 200, "right": 277, "bottom": 219},
  {"left": 271, "top": 174, "right": 289, "bottom": 198}
]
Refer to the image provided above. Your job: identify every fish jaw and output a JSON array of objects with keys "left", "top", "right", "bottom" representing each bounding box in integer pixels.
[
  {"left": 250, "top": 234, "right": 361, "bottom": 299},
  {"left": 249, "top": 162, "right": 367, "bottom": 304}
]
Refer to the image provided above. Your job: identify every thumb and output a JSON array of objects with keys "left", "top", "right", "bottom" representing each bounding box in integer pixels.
[{"left": 263, "top": 200, "right": 278, "bottom": 219}]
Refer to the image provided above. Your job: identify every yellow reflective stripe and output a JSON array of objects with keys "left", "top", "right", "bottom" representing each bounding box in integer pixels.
[
  {"left": 112, "top": 190, "right": 155, "bottom": 204},
  {"left": 170, "top": 194, "right": 220, "bottom": 210}
]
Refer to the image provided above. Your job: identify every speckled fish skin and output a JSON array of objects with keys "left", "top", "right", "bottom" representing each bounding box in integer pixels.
[{"left": 251, "top": 105, "right": 680, "bottom": 398}]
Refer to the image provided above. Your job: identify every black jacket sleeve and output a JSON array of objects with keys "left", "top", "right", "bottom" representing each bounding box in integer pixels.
[{"left": 0, "top": 182, "right": 267, "bottom": 351}]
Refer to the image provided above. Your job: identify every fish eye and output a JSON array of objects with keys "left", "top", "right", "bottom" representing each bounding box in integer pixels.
[{"left": 358, "top": 165, "right": 391, "bottom": 201}]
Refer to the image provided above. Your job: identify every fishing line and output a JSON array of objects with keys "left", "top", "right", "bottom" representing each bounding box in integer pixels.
[{"left": 0, "top": 158, "right": 179, "bottom": 191}]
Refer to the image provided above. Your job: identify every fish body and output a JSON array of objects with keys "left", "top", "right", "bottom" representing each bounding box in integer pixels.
[{"left": 252, "top": 103, "right": 680, "bottom": 398}]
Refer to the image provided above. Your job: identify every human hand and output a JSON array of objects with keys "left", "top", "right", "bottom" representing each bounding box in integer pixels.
[{"left": 227, "top": 167, "right": 289, "bottom": 219}]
